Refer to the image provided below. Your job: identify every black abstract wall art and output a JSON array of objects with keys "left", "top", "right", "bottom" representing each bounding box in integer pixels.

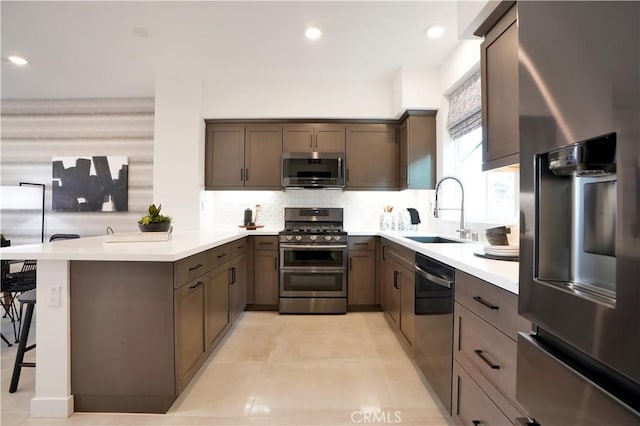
[{"left": 52, "top": 156, "right": 128, "bottom": 212}]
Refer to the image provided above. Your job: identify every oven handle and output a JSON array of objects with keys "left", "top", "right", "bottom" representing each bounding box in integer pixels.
[
  {"left": 414, "top": 265, "right": 453, "bottom": 289},
  {"left": 280, "top": 244, "right": 348, "bottom": 250}
]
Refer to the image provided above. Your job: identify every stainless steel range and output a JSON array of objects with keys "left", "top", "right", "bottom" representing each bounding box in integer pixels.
[{"left": 279, "top": 207, "right": 347, "bottom": 314}]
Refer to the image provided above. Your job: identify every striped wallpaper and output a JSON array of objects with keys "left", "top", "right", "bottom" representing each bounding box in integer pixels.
[{"left": 1, "top": 98, "right": 154, "bottom": 245}]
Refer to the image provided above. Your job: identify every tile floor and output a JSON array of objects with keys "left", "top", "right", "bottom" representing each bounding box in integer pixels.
[{"left": 2, "top": 311, "right": 454, "bottom": 426}]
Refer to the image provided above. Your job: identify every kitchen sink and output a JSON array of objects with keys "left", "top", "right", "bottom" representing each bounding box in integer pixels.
[{"left": 404, "top": 236, "right": 463, "bottom": 244}]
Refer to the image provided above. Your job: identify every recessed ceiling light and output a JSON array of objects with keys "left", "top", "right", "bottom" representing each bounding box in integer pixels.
[
  {"left": 305, "top": 27, "right": 322, "bottom": 40},
  {"left": 425, "top": 26, "right": 444, "bottom": 39},
  {"left": 8, "top": 56, "right": 28, "bottom": 65}
]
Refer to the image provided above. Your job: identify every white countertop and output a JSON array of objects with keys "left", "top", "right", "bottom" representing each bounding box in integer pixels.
[
  {"left": 378, "top": 231, "right": 519, "bottom": 295},
  {"left": 0, "top": 230, "right": 254, "bottom": 262},
  {"left": 1, "top": 227, "right": 518, "bottom": 294}
]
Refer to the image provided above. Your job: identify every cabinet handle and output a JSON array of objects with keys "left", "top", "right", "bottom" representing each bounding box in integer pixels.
[
  {"left": 349, "top": 257, "right": 353, "bottom": 271},
  {"left": 217, "top": 253, "right": 227, "bottom": 259},
  {"left": 309, "top": 135, "right": 313, "bottom": 149},
  {"left": 472, "top": 421, "right": 481, "bottom": 426},
  {"left": 228, "top": 267, "right": 234, "bottom": 285},
  {"left": 236, "top": 245, "right": 245, "bottom": 250},
  {"left": 474, "top": 349, "right": 500, "bottom": 369},
  {"left": 189, "top": 281, "right": 204, "bottom": 290},
  {"left": 240, "top": 168, "right": 244, "bottom": 181},
  {"left": 346, "top": 168, "right": 350, "bottom": 183},
  {"left": 382, "top": 245, "right": 387, "bottom": 260},
  {"left": 515, "top": 418, "right": 540, "bottom": 426},
  {"left": 274, "top": 256, "right": 278, "bottom": 270},
  {"left": 259, "top": 241, "right": 273, "bottom": 245},
  {"left": 233, "top": 266, "right": 236, "bottom": 283},
  {"left": 393, "top": 271, "right": 399, "bottom": 289},
  {"left": 245, "top": 168, "right": 249, "bottom": 182},
  {"left": 354, "top": 242, "right": 368, "bottom": 246},
  {"left": 188, "top": 263, "right": 203, "bottom": 271},
  {"left": 473, "top": 296, "right": 499, "bottom": 310}
]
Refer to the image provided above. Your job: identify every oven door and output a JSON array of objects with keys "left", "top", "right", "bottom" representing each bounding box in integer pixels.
[
  {"left": 280, "top": 269, "right": 346, "bottom": 298},
  {"left": 280, "top": 244, "right": 347, "bottom": 270}
]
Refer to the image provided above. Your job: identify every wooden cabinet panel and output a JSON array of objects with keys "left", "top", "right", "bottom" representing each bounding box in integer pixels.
[
  {"left": 481, "top": 5, "right": 519, "bottom": 170},
  {"left": 399, "top": 113, "right": 436, "bottom": 189},
  {"left": 174, "top": 250, "right": 211, "bottom": 289},
  {"left": 348, "top": 251, "right": 376, "bottom": 306},
  {"left": 254, "top": 250, "right": 279, "bottom": 305},
  {"left": 455, "top": 302, "right": 518, "bottom": 403},
  {"left": 453, "top": 361, "right": 512, "bottom": 426},
  {"left": 175, "top": 278, "right": 206, "bottom": 393},
  {"left": 283, "top": 124, "right": 345, "bottom": 153},
  {"left": 348, "top": 236, "right": 376, "bottom": 251},
  {"left": 229, "top": 253, "right": 247, "bottom": 323},
  {"left": 315, "top": 125, "right": 346, "bottom": 152},
  {"left": 244, "top": 125, "right": 282, "bottom": 189},
  {"left": 398, "top": 262, "right": 415, "bottom": 347},
  {"left": 455, "top": 270, "right": 530, "bottom": 340},
  {"left": 205, "top": 125, "right": 245, "bottom": 188},
  {"left": 382, "top": 248, "right": 400, "bottom": 329},
  {"left": 253, "top": 235, "right": 278, "bottom": 251},
  {"left": 346, "top": 124, "right": 398, "bottom": 189},
  {"left": 204, "top": 265, "right": 229, "bottom": 354}
]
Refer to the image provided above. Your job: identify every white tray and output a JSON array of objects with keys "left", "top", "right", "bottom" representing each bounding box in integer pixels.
[{"left": 105, "top": 229, "right": 172, "bottom": 243}]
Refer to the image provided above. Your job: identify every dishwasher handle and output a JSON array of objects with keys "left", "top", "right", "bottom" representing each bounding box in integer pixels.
[{"left": 415, "top": 264, "right": 453, "bottom": 289}]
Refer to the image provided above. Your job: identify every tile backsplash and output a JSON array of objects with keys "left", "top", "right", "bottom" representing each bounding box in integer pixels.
[{"left": 201, "top": 189, "right": 433, "bottom": 232}]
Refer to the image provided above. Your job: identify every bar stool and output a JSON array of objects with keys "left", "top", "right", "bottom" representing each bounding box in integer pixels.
[{"left": 9, "top": 289, "right": 36, "bottom": 393}]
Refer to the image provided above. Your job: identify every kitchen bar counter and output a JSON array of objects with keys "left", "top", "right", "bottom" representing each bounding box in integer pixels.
[{"left": 0, "top": 228, "right": 281, "bottom": 262}]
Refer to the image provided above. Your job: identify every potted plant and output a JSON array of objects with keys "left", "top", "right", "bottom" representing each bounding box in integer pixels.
[{"left": 138, "top": 204, "right": 172, "bottom": 232}]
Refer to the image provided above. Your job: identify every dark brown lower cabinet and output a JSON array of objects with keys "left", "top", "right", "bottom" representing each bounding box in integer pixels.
[
  {"left": 175, "top": 277, "right": 207, "bottom": 393},
  {"left": 254, "top": 250, "right": 279, "bottom": 306},
  {"left": 70, "top": 240, "right": 248, "bottom": 414},
  {"left": 347, "top": 240, "right": 376, "bottom": 308},
  {"left": 452, "top": 271, "right": 531, "bottom": 425},
  {"left": 381, "top": 239, "right": 414, "bottom": 349},
  {"left": 205, "top": 264, "right": 230, "bottom": 354},
  {"left": 453, "top": 361, "right": 512, "bottom": 426}
]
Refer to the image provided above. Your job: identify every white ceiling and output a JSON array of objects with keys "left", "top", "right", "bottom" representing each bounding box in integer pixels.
[{"left": 1, "top": 1, "right": 478, "bottom": 99}]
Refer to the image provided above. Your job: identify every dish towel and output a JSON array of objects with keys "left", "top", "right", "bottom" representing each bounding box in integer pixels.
[{"left": 407, "top": 208, "right": 421, "bottom": 225}]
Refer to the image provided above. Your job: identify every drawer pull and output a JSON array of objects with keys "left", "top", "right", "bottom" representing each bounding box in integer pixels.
[
  {"left": 353, "top": 242, "right": 368, "bottom": 246},
  {"left": 474, "top": 349, "right": 500, "bottom": 369},
  {"left": 236, "top": 245, "right": 245, "bottom": 250},
  {"left": 472, "top": 421, "right": 481, "bottom": 426},
  {"left": 473, "top": 296, "right": 499, "bottom": 310},
  {"left": 217, "top": 253, "right": 227, "bottom": 259},
  {"left": 189, "top": 281, "right": 204, "bottom": 290},
  {"left": 515, "top": 418, "right": 540, "bottom": 426},
  {"left": 188, "top": 263, "right": 203, "bottom": 271},
  {"left": 259, "top": 241, "right": 273, "bottom": 245}
]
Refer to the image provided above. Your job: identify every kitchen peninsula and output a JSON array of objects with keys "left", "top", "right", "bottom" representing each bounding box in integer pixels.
[
  {"left": 1, "top": 229, "right": 519, "bottom": 418},
  {"left": 0, "top": 230, "right": 263, "bottom": 416}
]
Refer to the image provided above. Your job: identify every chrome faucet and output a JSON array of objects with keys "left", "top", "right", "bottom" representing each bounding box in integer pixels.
[{"left": 433, "top": 176, "right": 470, "bottom": 239}]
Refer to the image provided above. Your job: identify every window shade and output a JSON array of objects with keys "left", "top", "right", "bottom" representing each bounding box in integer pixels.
[{"left": 446, "top": 70, "right": 481, "bottom": 140}]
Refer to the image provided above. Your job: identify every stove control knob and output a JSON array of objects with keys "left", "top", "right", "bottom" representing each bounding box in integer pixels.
[
  {"left": 295, "top": 235, "right": 302, "bottom": 241},
  {"left": 310, "top": 235, "right": 317, "bottom": 241},
  {"left": 333, "top": 236, "right": 341, "bottom": 242},
  {"left": 325, "top": 235, "right": 332, "bottom": 241},
  {"left": 286, "top": 235, "right": 293, "bottom": 241}
]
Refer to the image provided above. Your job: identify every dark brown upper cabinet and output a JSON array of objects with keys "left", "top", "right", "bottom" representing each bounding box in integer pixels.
[
  {"left": 205, "top": 124, "right": 282, "bottom": 190},
  {"left": 346, "top": 124, "right": 399, "bottom": 190},
  {"left": 478, "top": 3, "right": 519, "bottom": 171},
  {"left": 399, "top": 111, "right": 437, "bottom": 189},
  {"left": 283, "top": 124, "right": 345, "bottom": 153}
]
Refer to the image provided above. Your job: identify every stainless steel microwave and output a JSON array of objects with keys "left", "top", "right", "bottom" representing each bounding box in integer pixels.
[{"left": 281, "top": 152, "right": 345, "bottom": 189}]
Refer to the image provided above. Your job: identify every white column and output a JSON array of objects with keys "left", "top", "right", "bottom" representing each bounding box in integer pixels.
[{"left": 30, "top": 259, "right": 74, "bottom": 417}]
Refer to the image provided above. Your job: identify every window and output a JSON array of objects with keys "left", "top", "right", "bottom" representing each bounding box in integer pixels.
[{"left": 441, "top": 127, "right": 518, "bottom": 223}]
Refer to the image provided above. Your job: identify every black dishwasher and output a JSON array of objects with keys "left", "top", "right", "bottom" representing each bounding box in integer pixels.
[{"left": 414, "top": 253, "right": 455, "bottom": 414}]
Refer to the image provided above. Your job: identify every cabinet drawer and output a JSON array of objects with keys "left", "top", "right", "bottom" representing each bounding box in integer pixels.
[
  {"left": 230, "top": 237, "right": 248, "bottom": 258},
  {"left": 453, "top": 361, "right": 513, "bottom": 426},
  {"left": 348, "top": 236, "right": 376, "bottom": 251},
  {"left": 455, "top": 302, "right": 517, "bottom": 403},
  {"left": 174, "top": 251, "right": 210, "bottom": 288},
  {"left": 455, "top": 271, "right": 529, "bottom": 340},
  {"left": 252, "top": 236, "right": 278, "bottom": 251},
  {"left": 207, "top": 244, "right": 232, "bottom": 269}
]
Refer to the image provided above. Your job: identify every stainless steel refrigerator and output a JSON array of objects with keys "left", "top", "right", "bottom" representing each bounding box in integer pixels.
[{"left": 517, "top": 2, "right": 640, "bottom": 424}]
